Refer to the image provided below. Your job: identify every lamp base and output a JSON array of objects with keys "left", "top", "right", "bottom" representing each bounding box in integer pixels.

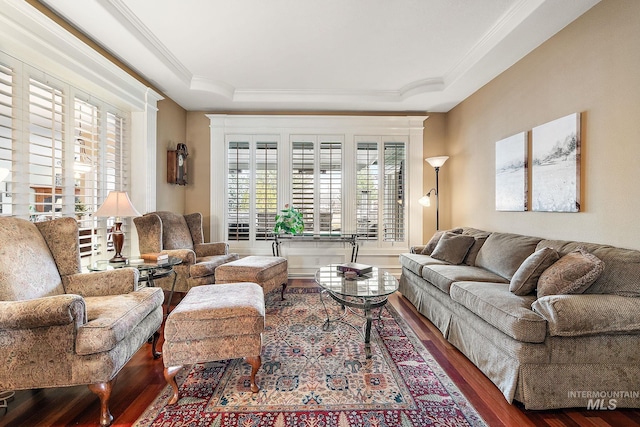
[
  {"left": 108, "top": 255, "right": 128, "bottom": 264},
  {"left": 109, "top": 221, "right": 127, "bottom": 264}
]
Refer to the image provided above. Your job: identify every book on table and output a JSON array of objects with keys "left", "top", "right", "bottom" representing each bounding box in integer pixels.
[
  {"left": 336, "top": 262, "right": 373, "bottom": 275},
  {"left": 141, "top": 252, "right": 169, "bottom": 262}
]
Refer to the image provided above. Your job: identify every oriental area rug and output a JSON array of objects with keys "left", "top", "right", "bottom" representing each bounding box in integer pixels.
[{"left": 134, "top": 285, "right": 487, "bottom": 427}]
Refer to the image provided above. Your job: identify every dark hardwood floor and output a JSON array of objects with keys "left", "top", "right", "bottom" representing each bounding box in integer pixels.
[{"left": 2, "top": 279, "right": 639, "bottom": 426}]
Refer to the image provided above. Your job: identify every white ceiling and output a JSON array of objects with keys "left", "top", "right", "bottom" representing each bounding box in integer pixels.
[{"left": 42, "top": 0, "right": 599, "bottom": 113}]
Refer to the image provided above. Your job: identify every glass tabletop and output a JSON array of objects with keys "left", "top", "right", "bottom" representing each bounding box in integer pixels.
[
  {"left": 314, "top": 263, "right": 398, "bottom": 298},
  {"left": 88, "top": 256, "right": 182, "bottom": 272}
]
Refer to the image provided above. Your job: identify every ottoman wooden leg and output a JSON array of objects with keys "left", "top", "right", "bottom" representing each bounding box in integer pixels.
[
  {"left": 280, "top": 282, "right": 287, "bottom": 300},
  {"left": 163, "top": 366, "right": 183, "bottom": 405},
  {"left": 245, "top": 356, "right": 261, "bottom": 393}
]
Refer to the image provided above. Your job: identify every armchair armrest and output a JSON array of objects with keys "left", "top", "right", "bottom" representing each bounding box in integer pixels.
[
  {"left": 0, "top": 295, "right": 85, "bottom": 330},
  {"left": 64, "top": 268, "right": 139, "bottom": 297},
  {"left": 194, "top": 242, "right": 229, "bottom": 257},
  {"left": 532, "top": 294, "right": 640, "bottom": 337},
  {"left": 162, "top": 248, "right": 196, "bottom": 265}
]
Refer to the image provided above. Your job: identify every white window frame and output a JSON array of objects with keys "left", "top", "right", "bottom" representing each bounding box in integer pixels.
[
  {"left": 209, "top": 115, "right": 426, "bottom": 275},
  {"left": 1, "top": 1, "right": 161, "bottom": 260}
]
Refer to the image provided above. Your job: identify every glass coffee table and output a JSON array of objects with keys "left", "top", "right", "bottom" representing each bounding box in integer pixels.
[
  {"left": 89, "top": 257, "right": 182, "bottom": 313},
  {"left": 314, "top": 264, "right": 399, "bottom": 359}
]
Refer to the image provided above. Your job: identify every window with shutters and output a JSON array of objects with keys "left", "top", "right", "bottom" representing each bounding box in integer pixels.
[
  {"left": 227, "top": 136, "right": 278, "bottom": 242},
  {"left": 210, "top": 115, "right": 424, "bottom": 255},
  {"left": 292, "top": 136, "right": 342, "bottom": 234},
  {"left": 356, "top": 141, "right": 379, "bottom": 240},
  {"left": 0, "top": 63, "right": 13, "bottom": 216},
  {"left": 383, "top": 142, "right": 406, "bottom": 242},
  {"left": 0, "top": 55, "right": 131, "bottom": 265}
]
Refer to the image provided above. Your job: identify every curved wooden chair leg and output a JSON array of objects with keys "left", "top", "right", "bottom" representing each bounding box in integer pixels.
[
  {"left": 280, "top": 282, "right": 287, "bottom": 300},
  {"left": 88, "top": 380, "right": 115, "bottom": 427},
  {"left": 245, "top": 356, "right": 261, "bottom": 393},
  {"left": 151, "top": 330, "right": 161, "bottom": 359},
  {"left": 164, "top": 366, "right": 183, "bottom": 405}
]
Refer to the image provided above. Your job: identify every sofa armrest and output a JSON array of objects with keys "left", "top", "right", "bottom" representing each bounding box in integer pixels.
[
  {"left": 532, "top": 294, "right": 640, "bottom": 337},
  {"left": 162, "top": 248, "right": 197, "bottom": 265},
  {"left": 0, "top": 295, "right": 85, "bottom": 330},
  {"left": 64, "top": 268, "right": 139, "bottom": 296},
  {"left": 194, "top": 242, "right": 228, "bottom": 257}
]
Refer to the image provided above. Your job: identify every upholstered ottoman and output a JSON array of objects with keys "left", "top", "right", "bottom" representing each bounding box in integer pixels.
[
  {"left": 162, "top": 283, "right": 265, "bottom": 404},
  {"left": 215, "top": 256, "right": 288, "bottom": 300}
]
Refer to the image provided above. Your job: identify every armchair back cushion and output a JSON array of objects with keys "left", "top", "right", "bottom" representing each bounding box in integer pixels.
[
  {"left": 155, "top": 211, "right": 194, "bottom": 251},
  {"left": 0, "top": 217, "right": 64, "bottom": 301}
]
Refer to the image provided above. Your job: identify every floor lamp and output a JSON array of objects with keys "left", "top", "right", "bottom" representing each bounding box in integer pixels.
[{"left": 418, "top": 156, "right": 449, "bottom": 230}]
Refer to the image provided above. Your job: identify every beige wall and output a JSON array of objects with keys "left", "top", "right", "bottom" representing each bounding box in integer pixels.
[
  {"left": 439, "top": 0, "right": 640, "bottom": 250},
  {"left": 156, "top": 98, "right": 187, "bottom": 213},
  {"left": 185, "top": 112, "right": 213, "bottom": 238},
  {"left": 421, "top": 113, "right": 447, "bottom": 240}
]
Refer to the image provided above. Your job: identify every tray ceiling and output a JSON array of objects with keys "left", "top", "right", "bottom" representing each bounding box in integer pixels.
[{"left": 41, "top": 0, "right": 599, "bottom": 112}]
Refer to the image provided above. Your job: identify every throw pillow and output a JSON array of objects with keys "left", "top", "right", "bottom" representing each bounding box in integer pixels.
[
  {"left": 509, "top": 247, "right": 560, "bottom": 296},
  {"left": 430, "top": 232, "right": 476, "bottom": 265},
  {"left": 537, "top": 248, "right": 605, "bottom": 298},
  {"left": 421, "top": 228, "right": 463, "bottom": 255}
]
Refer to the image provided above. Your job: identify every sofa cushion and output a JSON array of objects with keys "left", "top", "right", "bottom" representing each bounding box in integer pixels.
[
  {"left": 537, "top": 239, "right": 640, "bottom": 297},
  {"left": 450, "top": 282, "right": 547, "bottom": 343},
  {"left": 537, "top": 248, "right": 605, "bottom": 298},
  {"left": 421, "top": 228, "right": 463, "bottom": 255},
  {"left": 431, "top": 232, "right": 475, "bottom": 264},
  {"left": 461, "top": 228, "right": 492, "bottom": 266},
  {"left": 422, "top": 265, "right": 508, "bottom": 294},
  {"left": 77, "top": 287, "right": 164, "bottom": 355},
  {"left": 532, "top": 294, "right": 640, "bottom": 337},
  {"left": 510, "top": 247, "right": 560, "bottom": 296},
  {"left": 399, "top": 253, "right": 448, "bottom": 277},
  {"left": 476, "top": 232, "right": 542, "bottom": 280}
]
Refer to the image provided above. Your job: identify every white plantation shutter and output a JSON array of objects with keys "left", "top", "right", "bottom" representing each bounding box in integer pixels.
[
  {"left": 356, "top": 141, "right": 379, "bottom": 240},
  {"left": 0, "top": 63, "right": 13, "bottom": 216},
  {"left": 383, "top": 142, "right": 406, "bottom": 242},
  {"left": 291, "top": 140, "right": 315, "bottom": 231},
  {"left": 255, "top": 140, "right": 277, "bottom": 241},
  {"left": 28, "top": 77, "right": 65, "bottom": 221},
  {"left": 74, "top": 98, "right": 99, "bottom": 258},
  {"left": 319, "top": 141, "right": 341, "bottom": 233},
  {"left": 227, "top": 140, "right": 251, "bottom": 241}
]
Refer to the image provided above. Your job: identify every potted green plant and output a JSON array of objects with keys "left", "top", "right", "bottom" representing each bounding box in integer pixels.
[
  {"left": 273, "top": 204, "right": 304, "bottom": 235},
  {"left": 75, "top": 197, "right": 89, "bottom": 219}
]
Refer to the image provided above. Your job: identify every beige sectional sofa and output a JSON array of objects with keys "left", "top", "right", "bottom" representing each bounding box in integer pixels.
[{"left": 398, "top": 227, "right": 640, "bottom": 410}]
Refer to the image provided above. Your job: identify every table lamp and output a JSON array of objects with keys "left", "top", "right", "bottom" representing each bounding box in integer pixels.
[{"left": 94, "top": 191, "right": 141, "bottom": 263}]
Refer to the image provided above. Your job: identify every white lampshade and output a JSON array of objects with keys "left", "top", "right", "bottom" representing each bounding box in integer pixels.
[
  {"left": 94, "top": 191, "right": 141, "bottom": 218},
  {"left": 418, "top": 194, "right": 431, "bottom": 207},
  {"left": 425, "top": 156, "right": 449, "bottom": 168}
]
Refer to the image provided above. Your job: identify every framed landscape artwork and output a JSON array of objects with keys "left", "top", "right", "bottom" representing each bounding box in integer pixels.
[
  {"left": 495, "top": 132, "right": 527, "bottom": 211},
  {"left": 531, "top": 113, "right": 581, "bottom": 212}
]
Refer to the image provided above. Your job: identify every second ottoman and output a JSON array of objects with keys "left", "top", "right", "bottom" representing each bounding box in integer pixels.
[{"left": 215, "top": 256, "right": 288, "bottom": 300}]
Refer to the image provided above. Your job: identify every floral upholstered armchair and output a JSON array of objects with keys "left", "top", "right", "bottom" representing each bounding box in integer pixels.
[
  {"left": 134, "top": 211, "right": 239, "bottom": 294},
  {"left": 0, "top": 217, "right": 164, "bottom": 426}
]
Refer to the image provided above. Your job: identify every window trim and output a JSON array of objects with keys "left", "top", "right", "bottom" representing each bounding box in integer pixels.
[
  {"left": 209, "top": 114, "right": 427, "bottom": 259},
  {"left": 1, "top": 2, "right": 161, "bottom": 258}
]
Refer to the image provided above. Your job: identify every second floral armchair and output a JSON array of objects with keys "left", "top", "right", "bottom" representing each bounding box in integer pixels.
[{"left": 133, "top": 211, "right": 239, "bottom": 294}]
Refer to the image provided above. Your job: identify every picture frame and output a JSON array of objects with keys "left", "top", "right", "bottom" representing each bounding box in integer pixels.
[
  {"left": 495, "top": 132, "right": 527, "bottom": 211},
  {"left": 531, "top": 113, "right": 581, "bottom": 212}
]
